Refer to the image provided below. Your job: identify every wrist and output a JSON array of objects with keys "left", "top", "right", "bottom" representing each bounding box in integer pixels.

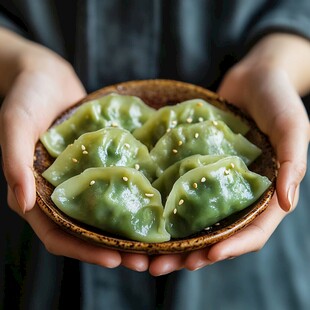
[
  {"left": 0, "top": 27, "right": 76, "bottom": 95},
  {"left": 241, "top": 33, "right": 310, "bottom": 96},
  {"left": 19, "top": 43, "right": 73, "bottom": 80}
]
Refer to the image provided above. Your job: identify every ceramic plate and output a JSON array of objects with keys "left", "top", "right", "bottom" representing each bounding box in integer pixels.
[{"left": 33, "top": 79, "right": 277, "bottom": 254}]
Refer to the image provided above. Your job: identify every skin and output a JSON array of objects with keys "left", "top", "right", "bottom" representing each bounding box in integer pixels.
[{"left": 0, "top": 28, "right": 309, "bottom": 276}]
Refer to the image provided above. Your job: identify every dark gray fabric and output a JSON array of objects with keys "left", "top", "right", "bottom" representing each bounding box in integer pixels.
[
  {"left": 1, "top": 0, "right": 310, "bottom": 90},
  {"left": 0, "top": 1, "right": 309, "bottom": 309}
]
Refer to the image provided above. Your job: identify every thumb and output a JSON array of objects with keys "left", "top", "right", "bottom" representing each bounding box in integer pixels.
[
  {"left": 0, "top": 70, "right": 85, "bottom": 213},
  {"left": 1, "top": 99, "right": 38, "bottom": 213}
]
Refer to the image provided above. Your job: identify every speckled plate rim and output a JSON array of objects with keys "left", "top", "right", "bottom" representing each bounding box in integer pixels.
[{"left": 34, "top": 79, "right": 277, "bottom": 255}]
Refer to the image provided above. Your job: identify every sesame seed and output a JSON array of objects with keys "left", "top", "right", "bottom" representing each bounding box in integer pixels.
[
  {"left": 172, "top": 149, "right": 178, "bottom": 154},
  {"left": 89, "top": 180, "right": 96, "bottom": 186},
  {"left": 134, "top": 164, "right": 140, "bottom": 170},
  {"left": 81, "top": 145, "right": 86, "bottom": 151},
  {"left": 194, "top": 132, "right": 199, "bottom": 139},
  {"left": 193, "top": 182, "right": 198, "bottom": 189},
  {"left": 82, "top": 150, "right": 88, "bottom": 155},
  {"left": 230, "top": 163, "right": 235, "bottom": 169},
  {"left": 145, "top": 193, "right": 154, "bottom": 197},
  {"left": 124, "top": 143, "right": 130, "bottom": 148},
  {"left": 197, "top": 102, "right": 204, "bottom": 107},
  {"left": 171, "top": 120, "right": 177, "bottom": 126},
  {"left": 173, "top": 208, "right": 177, "bottom": 214},
  {"left": 201, "top": 177, "right": 206, "bottom": 183},
  {"left": 186, "top": 117, "right": 193, "bottom": 123},
  {"left": 204, "top": 226, "right": 211, "bottom": 231},
  {"left": 212, "top": 120, "right": 218, "bottom": 126},
  {"left": 198, "top": 117, "right": 204, "bottom": 122},
  {"left": 72, "top": 158, "right": 78, "bottom": 163},
  {"left": 122, "top": 176, "right": 129, "bottom": 182},
  {"left": 166, "top": 128, "right": 171, "bottom": 133},
  {"left": 178, "top": 140, "right": 183, "bottom": 146},
  {"left": 178, "top": 199, "right": 184, "bottom": 205},
  {"left": 111, "top": 122, "right": 118, "bottom": 127},
  {"left": 224, "top": 169, "right": 230, "bottom": 175},
  {"left": 215, "top": 222, "right": 220, "bottom": 226}
]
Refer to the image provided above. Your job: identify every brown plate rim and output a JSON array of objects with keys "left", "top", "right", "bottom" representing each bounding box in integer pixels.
[{"left": 34, "top": 79, "right": 277, "bottom": 254}]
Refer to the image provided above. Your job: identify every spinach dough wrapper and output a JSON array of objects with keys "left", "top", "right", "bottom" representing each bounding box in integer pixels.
[
  {"left": 133, "top": 99, "right": 249, "bottom": 149},
  {"left": 164, "top": 157, "right": 272, "bottom": 238},
  {"left": 42, "top": 128, "right": 156, "bottom": 186},
  {"left": 150, "top": 120, "right": 261, "bottom": 176},
  {"left": 40, "top": 93, "right": 155, "bottom": 157},
  {"left": 153, "top": 154, "right": 225, "bottom": 202},
  {"left": 51, "top": 167, "right": 170, "bottom": 243}
]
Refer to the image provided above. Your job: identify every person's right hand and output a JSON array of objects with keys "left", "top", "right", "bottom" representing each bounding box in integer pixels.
[{"left": 0, "top": 29, "right": 150, "bottom": 272}]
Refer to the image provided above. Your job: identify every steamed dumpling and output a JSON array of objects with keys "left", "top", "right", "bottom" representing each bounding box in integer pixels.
[
  {"left": 40, "top": 93, "right": 155, "bottom": 157},
  {"left": 51, "top": 167, "right": 170, "bottom": 243},
  {"left": 153, "top": 154, "right": 225, "bottom": 202},
  {"left": 42, "top": 128, "right": 156, "bottom": 186},
  {"left": 150, "top": 120, "right": 261, "bottom": 176},
  {"left": 163, "top": 156, "right": 272, "bottom": 238},
  {"left": 133, "top": 99, "right": 249, "bottom": 149}
]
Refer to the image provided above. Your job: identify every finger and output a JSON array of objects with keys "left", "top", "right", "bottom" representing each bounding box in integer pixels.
[
  {"left": 9, "top": 187, "right": 122, "bottom": 268},
  {"left": 22, "top": 203, "right": 122, "bottom": 268},
  {"left": 0, "top": 71, "right": 85, "bottom": 213},
  {"left": 120, "top": 252, "right": 149, "bottom": 272},
  {"left": 149, "top": 253, "right": 186, "bottom": 276},
  {"left": 184, "top": 248, "right": 213, "bottom": 271},
  {"left": 269, "top": 101, "right": 309, "bottom": 211}
]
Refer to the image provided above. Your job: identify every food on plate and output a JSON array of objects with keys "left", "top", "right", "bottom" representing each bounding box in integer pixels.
[
  {"left": 163, "top": 156, "right": 272, "bottom": 238},
  {"left": 133, "top": 99, "right": 249, "bottom": 150},
  {"left": 152, "top": 154, "right": 226, "bottom": 203},
  {"left": 42, "top": 127, "right": 156, "bottom": 186},
  {"left": 40, "top": 93, "right": 155, "bottom": 157},
  {"left": 150, "top": 120, "right": 262, "bottom": 176},
  {"left": 39, "top": 93, "right": 272, "bottom": 243},
  {"left": 51, "top": 167, "right": 170, "bottom": 243}
]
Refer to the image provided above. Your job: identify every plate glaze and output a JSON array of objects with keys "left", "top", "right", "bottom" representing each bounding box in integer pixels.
[{"left": 33, "top": 79, "right": 277, "bottom": 254}]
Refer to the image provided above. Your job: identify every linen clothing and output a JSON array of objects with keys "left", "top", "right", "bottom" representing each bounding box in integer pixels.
[{"left": 0, "top": 1, "right": 309, "bottom": 309}]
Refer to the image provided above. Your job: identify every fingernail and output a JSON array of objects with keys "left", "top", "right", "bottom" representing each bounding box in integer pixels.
[
  {"left": 287, "top": 185, "right": 296, "bottom": 211},
  {"left": 192, "top": 262, "right": 208, "bottom": 271},
  {"left": 134, "top": 262, "right": 148, "bottom": 272},
  {"left": 156, "top": 264, "right": 174, "bottom": 276},
  {"left": 14, "top": 185, "right": 26, "bottom": 213}
]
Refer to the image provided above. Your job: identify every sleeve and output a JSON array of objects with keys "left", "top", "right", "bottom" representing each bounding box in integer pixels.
[
  {"left": 0, "top": 5, "right": 28, "bottom": 38},
  {"left": 245, "top": 0, "right": 310, "bottom": 48}
]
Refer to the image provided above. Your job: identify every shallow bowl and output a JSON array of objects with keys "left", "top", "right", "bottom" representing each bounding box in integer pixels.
[{"left": 33, "top": 79, "right": 277, "bottom": 254}]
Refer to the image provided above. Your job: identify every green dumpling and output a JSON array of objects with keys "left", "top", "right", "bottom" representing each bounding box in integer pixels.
[
  {"left": 164, "top": 156, "right": 272, "bottom": 238},
  {"left": 133, "top": 99, "right": 249, "bottom": 149},
  {"left": 42, "top": 128, "right": 156, "bottom": 186},
  {"left": 153, "top": 154, "right": 225, "bottom": 203},
  {"left": 150, "top": 120, "right": 261, "bottom": 176},
  {"left": 40, "top": 93, "right": 155, "bottom": 157},
  {"left": 51, "top": 167, "right": 170, "bottom": 243}
]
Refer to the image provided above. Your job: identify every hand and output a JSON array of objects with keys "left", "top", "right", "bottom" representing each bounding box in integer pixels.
[
  {"left": 148, "top": 33, "right": 310, "bottom": 276},
  {"left": 0, "top": 30, "right": 150, "bottom": 272}
]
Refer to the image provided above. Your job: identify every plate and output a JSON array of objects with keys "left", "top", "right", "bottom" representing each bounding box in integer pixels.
[{"left": 33, "top": 79, "right": 277, "bottom": 254}]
